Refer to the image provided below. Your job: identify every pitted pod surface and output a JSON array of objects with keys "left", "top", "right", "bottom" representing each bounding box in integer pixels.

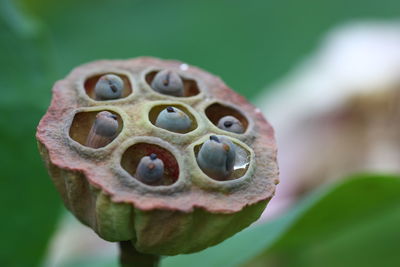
[{"left": 36, "top": 57, "right": 279, "bottom": 255}]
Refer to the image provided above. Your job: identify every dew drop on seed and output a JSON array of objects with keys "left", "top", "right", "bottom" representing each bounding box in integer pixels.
[{"left": 233, "top": 145, "right": 250, "bottom": 171}]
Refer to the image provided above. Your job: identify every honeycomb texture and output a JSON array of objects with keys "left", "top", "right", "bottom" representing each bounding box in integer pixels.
[{"left": 36, "top": 57, "right": 279, "bottom": 255}]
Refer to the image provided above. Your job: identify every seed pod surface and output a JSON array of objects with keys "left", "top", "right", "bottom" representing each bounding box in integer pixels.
[{"left": 36, "top": 57, "right": 279, "bottom": 255}]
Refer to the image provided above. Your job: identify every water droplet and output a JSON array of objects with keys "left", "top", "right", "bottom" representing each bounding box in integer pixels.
[
  {"left": 180, "top": 63, "right": 189, "bottom": 71},
  {"left": 233, "top": 145, "right": 250, "bottom": 171}
]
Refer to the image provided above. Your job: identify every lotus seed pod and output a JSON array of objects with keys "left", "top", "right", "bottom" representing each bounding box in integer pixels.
[
  {"left": 155, "top": 106, "right": 192, "bottom": 133},
  {"left": 86, "top": 111, "right": 119, "bottom": 148},
  {"left": 197, "top": 135, "right": 236, "bottom": 179},
  {"left": 135, "top": 153, "right": 164, "bottom": 184},
  {"left": 151, "top": 70, "right": 184, "bottom": 97},
  {"left": 95, "top": 74, "right": 124, "bottom": 100},
  {"left": 36, "top": 57, "right": 279, "bottom": 257},
  {"left": 217, "top": 115, "right": 245, "bottom": 134}
]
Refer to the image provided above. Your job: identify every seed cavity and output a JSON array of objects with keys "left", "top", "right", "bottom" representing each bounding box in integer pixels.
[
  {"left": 205, "top": 103, "right": 248, "bottom": 134},
  {"left": 121, "top": 143, "right": 180, "bottom": 186},
  {"left": 85, "top": 111, "right": 119, "bottom": 148},
  {"left": 151, "top": 70, "right": 184, "bottom": 97},
  {"left": 155, "top": 106, "right": 192, "bottom": 133},
  {"left": 135, "top": 153, "right": 164, "bottom": 184},
  {"left": 146, "top": 70, "right": 200, "bottom": 97},
  {"left": 94, "top": 74, "right": 124, "bottom": 100},
  {"left": 197, "top": 135, "right": 236, "bottom": 180},
  {"left": 217, "top": 116, "right": 244, "bottom": 134}
]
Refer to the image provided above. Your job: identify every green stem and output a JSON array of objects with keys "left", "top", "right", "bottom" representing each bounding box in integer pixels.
[{"left": 118, "top": 241, "right": 160, "bottom": 267}]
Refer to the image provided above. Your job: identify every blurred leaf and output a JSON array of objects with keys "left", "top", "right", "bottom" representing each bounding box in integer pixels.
[
  {"left": 20, "top": 0, "right": 400, "bottom": 100},
  {"left": 246, "top": 174, "right": 400, "bottom": 267},
  {"left": 162, "top": 174, "right": 400, "bottom": 267},
  {"left": 0, "top": 1, "right": 62, "bottom": 266},
  {"left": 0, "top": 0, "right": 56, "bottom": 109},
  {"left": 0, "top": 106, "right": 62, "bottom": 267}
]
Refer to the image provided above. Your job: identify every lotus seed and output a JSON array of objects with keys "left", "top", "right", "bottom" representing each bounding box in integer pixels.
[
  {"left": 217, "top": 116, "right": 244, "bottom": 134},
  {"left": 197, "top": 135, "right": 236, "bottom": 179},
  {"left": 136, "top": 153, "right": 164, "bottom": 184},
  {"left": 155, "top": 106, "right": 192, "bottom": 133},
  {"left": 94, "top": 74, "right": 124, "bottom": 100},
  {"left": 151, "top": 70, "right": 184, "bottom": 97},
  {"left": 86, "top": 111, "right": 119, "bottom": 148}
]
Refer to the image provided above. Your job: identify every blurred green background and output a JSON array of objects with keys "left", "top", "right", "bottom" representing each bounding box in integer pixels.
[{"left": 1, "top": 0, "right": 400, "bottom": 266}]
